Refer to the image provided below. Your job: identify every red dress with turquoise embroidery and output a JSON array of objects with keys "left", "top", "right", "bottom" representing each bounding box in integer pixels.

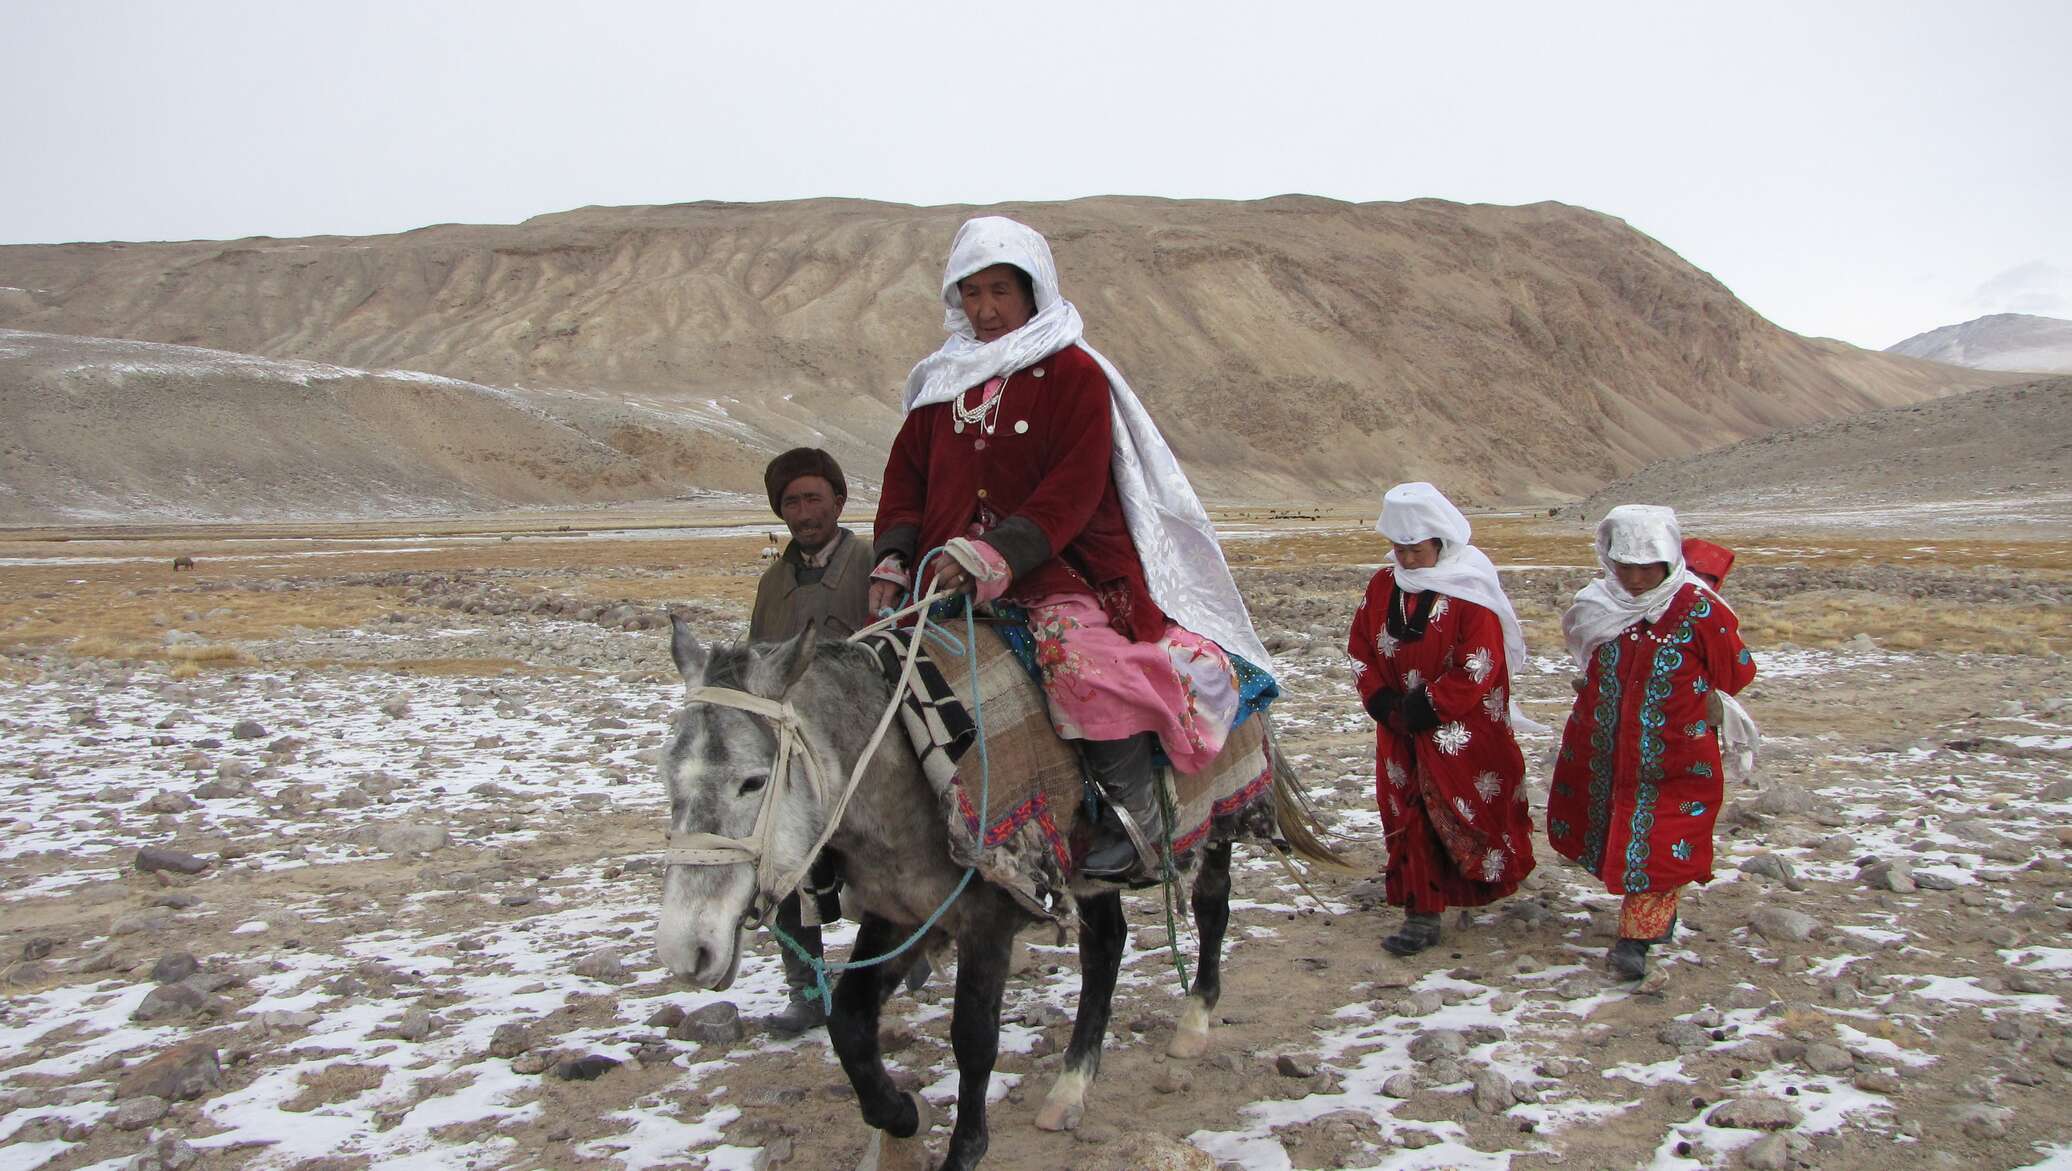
[
  {"left": 1547, "top": 582, "right": 1757, "bottom": 895},
  {"left": 1346, "top": 568, "right": 1536, "bottom": 913}
]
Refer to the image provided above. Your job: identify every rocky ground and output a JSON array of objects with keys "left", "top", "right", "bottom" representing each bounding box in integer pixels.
[{"left": 1, "top": 517, "right": 2068, "bottom": 1171}]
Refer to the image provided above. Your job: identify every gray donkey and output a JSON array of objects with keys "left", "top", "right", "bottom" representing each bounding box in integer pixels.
[{"left": 655, "top": 619, "right": 1341, "bottom": 1171}]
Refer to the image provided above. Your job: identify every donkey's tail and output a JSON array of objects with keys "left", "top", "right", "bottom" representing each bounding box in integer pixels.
[{"left": 1265, "top": 718, "right": 1360, "bottom": 875}]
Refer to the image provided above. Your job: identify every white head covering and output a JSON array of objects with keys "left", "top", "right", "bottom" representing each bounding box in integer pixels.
[
  {"left": 1376, "top": 482, "right": 1541, "bottom": 731},
  {"left": 902, "top": 216, "right": 1273, "bottom": 673},
  {"left": 1561, "top": 504, "right": 1727, "bottom": 666}
]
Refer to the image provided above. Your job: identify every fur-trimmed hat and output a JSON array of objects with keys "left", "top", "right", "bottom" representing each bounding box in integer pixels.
[{"left": 763, "top": 448, "right": 846, "bottom": 516}]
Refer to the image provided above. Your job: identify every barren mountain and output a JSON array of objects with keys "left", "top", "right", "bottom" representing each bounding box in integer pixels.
[
  {"left": 0, "top": 196, "right": 2014, "bottom": 519},
  {"left": 1886, "top": 312, "right": 2072, "bottom": 373},
  {"left": 0, "top": 330, "right": 767, "bottom": 524},
  {"left": 1564, "top": 375, "right": 2072, "bottom": 531}
]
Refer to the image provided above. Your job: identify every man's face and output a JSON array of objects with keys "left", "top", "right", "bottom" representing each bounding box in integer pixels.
[
  {"left": 958, "top": 264, "right": 1034, "bottom": 342},
  {"left": 779, "top": 475, "right": 843, "bottom": 551}
]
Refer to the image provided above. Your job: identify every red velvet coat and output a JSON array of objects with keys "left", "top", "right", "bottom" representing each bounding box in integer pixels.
[
  {"left": 1548, "top": 582, "right": 1757, "bottom": 894},
  {"left": 874, "top": 345, "right": 1167, "bottom": 641},
  {"left": 1347, "top": 568, "right": 1535, "bottom": 909}
]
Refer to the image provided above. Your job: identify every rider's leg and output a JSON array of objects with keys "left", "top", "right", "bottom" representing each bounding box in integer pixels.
[{"left": 1079, "top": 732, "right": 1163, "bottom": 879}]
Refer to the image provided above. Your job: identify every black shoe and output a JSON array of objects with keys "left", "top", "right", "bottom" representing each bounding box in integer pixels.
[
  {"left": 1607, "top": 937, "right": 1651, "bottom": 981},
  {"left": 769, "top": 988, "right": 827, "bottom": 1035},
  {"left": 1382, "top": 912, "right": 1442, "bottom": 957}
]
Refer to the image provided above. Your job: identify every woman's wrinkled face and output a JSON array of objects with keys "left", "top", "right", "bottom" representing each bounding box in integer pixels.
[
  {"left": 958, "top": 264, "right": 1034, "bottom": 342},
  {"left": 1392, "top": 538, "right": 1442, "bottom": 570},
  {"left": 1613, "top": 560, "right": 1670, "bottom": 595}
]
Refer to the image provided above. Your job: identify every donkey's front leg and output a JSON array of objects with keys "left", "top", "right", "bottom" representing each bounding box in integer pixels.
[
  {"left": 1168, "top": 840, "right": 1233, "bottom": 1059},
  {"left": 830, "top": 915, "right": 929, "bottom": 1170},
  {"left": 1035, "top": 889, "right": 1125, "bottom": 1131},
  {"left": 942, "top": 906, "right": 1016, "bottom": 1171}
]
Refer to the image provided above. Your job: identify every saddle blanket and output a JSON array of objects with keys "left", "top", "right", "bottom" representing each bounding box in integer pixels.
[{"left": 859, "top": 613, "right": 1274, "bottom": 922}]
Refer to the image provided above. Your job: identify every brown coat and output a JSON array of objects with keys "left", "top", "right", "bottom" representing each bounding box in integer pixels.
[{"left": 749, "top": 526, "right": 875, "bottom": 642}]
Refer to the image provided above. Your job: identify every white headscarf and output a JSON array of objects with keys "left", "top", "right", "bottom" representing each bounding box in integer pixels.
[
  {"left": 1376, "top": 482, "right": 1543, "bottom": 731},
  {"left": 1561, "top": 505, "right": 1725, "bottom": 666},
  {"left": 903, "top": 216, "right": 1273, "bottom": 673}
]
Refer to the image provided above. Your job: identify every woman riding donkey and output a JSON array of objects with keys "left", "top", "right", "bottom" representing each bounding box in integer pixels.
[
  {"left": 1347, "top": 483, "right": 1537, "bottom": 956},
  {"left": 869, "top": 215, "right": 1275, "bottom": 882},
  {"left": 1548, "top": 505, "right": 1757, "bottom": 980}
]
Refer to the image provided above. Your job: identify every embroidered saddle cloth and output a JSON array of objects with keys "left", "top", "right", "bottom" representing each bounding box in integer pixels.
[{"left": 859, "top": 613, "right": 1275, "bottom": 922}]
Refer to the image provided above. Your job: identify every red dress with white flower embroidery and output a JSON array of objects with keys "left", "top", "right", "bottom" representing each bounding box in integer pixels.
[
  {"left": 1547, "top": 582, "right": 1756, "bottom": 895},
  {"left": 1346, "top": 567, "right": 1536, "bottom": 913}
]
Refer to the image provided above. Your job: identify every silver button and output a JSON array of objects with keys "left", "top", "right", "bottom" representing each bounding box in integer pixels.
[
  {"left": 1014, "top": 420, "right": 1029, "bottom": 434},
  {"left": 1032, "top": 367, "right": 1045, "bottom": 378}
]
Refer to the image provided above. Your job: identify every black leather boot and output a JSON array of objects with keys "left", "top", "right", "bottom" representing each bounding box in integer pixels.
[
  {"left": 1607, "top": 937, "right": 1651, "bottom": 980},
  {"left": 1382, "top": 911, "right": 1443, "bottom": 957},
  {"left": 768, "top": 893, "right": 827, "bottom": 1035},
  {"left": 1079, "top": 733, "right": 1164, "bottom": 880}
]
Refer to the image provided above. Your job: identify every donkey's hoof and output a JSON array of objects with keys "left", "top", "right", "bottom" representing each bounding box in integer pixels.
[
  {"left": 1167, "top": 997, "right": 1213, "bottom": 1059},
  {"left": 1033, "top": 1098, "right": 1082, "bottom": 1132},
  {"left": 1035, "top": 1067, "right": 1088, "bottom": 1131},
  {"left": 1166, "top": 1025, "right": 1210, "bottom": 1059},
  {"left": 858, "top": 1093, "right": 932, "bottom": 1171}
]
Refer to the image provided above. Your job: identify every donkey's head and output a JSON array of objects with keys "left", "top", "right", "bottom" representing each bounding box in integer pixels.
[{"left": 654, "top": 619, "right": 827, "bottom": 989}]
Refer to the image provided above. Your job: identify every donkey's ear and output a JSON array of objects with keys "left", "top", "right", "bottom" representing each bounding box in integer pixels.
[
  {"left": 670, "top": 616, "right": 709, "bottom": 684},
  {"left": 745, "top": 622, "right": 819, "bottom": 699}
]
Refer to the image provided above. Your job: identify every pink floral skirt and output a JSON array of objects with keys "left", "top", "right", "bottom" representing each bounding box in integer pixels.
[{"left": 1024, "top": 592, "right": 1240, "bottom": 774}]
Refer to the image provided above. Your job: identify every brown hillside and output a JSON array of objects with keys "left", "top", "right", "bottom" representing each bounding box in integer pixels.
[{"left": 0, "top": 196, "right": 2012, "bottom": 512}]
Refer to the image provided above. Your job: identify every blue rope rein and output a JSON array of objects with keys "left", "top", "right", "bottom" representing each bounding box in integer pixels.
[{"left": 767, "top": 545, "right": 992, "bottom": 1011}]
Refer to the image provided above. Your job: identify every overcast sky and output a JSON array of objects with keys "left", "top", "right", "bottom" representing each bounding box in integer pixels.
[{"left": 4, "top": 0, "right": 2067, "bottom": 349}]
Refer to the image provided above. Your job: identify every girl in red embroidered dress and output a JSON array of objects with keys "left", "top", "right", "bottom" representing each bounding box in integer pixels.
[
  {"left": 1346, "top": 484, "right": 1535, "bottom": 956},
  {"left": 1548, "top": 505, "right": 1757, "bottom": 979}
]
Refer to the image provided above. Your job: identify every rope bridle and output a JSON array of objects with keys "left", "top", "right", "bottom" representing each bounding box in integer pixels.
[{"left": 660, "top": 586, "right": 945, "bottom": 928}]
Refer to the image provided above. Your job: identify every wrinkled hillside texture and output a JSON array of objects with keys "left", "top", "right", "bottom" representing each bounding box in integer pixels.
[{"left": 0, "top": 196, "right": 2010, "bottom": 514}]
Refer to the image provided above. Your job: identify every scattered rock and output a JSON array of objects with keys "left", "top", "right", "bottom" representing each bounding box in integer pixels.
[
  {"left": 551, "top": 1055, "right": 621, "bottom": 1081},
  {"left": 1275, "top": 1054, "right": 1318, "bottom": 1079},
  {"left": 114, "top": 1044, "right": 222, "bottom": 1101},
  {"left": 97, "top": 1095, "right": 167, "bottom": 1139},
  {"left": 373, "top": 822, "right": 451, "bottom": 854},
  {"left": 1741, "top": 1133, "right": 1790, "bottom": 1170},
  {"left": 1858, "top": 859, "right": 1916, "bottom": 893},
  {"left": 1382, "top": 1073, "right": 1417, "bottom": 1099},
  {"left": 1803, "top": 1043, "right": 1854, "bottom": 1074},
  {"left": 136, "top": 846, "right": 210, "bottom": 875},
  {"left": 1658, "top": 1021, "right": 1712, "bottom": 1052},
  {"left": 1737, "top": 853, "right": 1802, "bottom": 889},
  {"left": 380, "top": 694, "right": 412, "bottom": 718},
  {"left": 393, "top": 1006, "right": 434, "bottom": 1042},
  {"left": 672, "top": 1002, "right": 744, "bottom": 1045},
  {"left": 1748, "top": 906, "right": 1818, "bottom": 943},
  {"left": 488, "top": 1023, "right": 534, "bottom": 1059},
  {"left": 231, "top": 719, "right": 268, "bottom": 740},
  {"left": 151, "top": 952, "right": 199, "bottom": 984},
  {"left": 1471, "top": 1068, "right": 1514, "bottom": 1113},
  {"left": 1710, "top": 1097, "right": 1802, "bottom": 1131},
  {"left": 131, "top": 981, "right": 210, "bottom": 1022},
  {"left": 127, "top": 1134, "right": 201, "bottom": 1171},
  {"left": 572, "top": 948, "right": 630, "bottom": 984},
  {"left": 1408, "top": 1030, "right": 1468, "bottom": 1062},
  {"left": 1152, "top": 1065, "right": 1193, "bottom": 1094}
]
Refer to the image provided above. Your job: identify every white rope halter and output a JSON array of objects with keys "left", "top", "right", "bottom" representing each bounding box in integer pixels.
[{"left": 660, "top": 587, "right": 944, "bottom": 924}]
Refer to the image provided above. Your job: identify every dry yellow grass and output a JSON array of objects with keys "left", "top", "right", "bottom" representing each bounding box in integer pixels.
[{"left": 4, "top": 509, "right": 2065, "bottom": 669}]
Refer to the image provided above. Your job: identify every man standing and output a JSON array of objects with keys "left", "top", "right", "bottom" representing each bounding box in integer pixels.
[{"left": 749, "top": 448, "right": 873, "bottom": 1032}]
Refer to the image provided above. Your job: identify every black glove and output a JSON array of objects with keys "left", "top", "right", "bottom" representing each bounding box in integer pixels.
[
  {"left": 1364, "top": 688, "right": 1403, "bottom": 725},
  {"left": 1400, "top": 687, "right": 1442, "bottom": 734}
]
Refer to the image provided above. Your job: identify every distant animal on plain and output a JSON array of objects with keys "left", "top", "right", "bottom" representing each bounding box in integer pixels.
[
  {"left": 171, "top": 556, "right": 194, "bottom": 571},
  {"left": 758, "top": 546, "right": 779, "bottom": 561}
]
